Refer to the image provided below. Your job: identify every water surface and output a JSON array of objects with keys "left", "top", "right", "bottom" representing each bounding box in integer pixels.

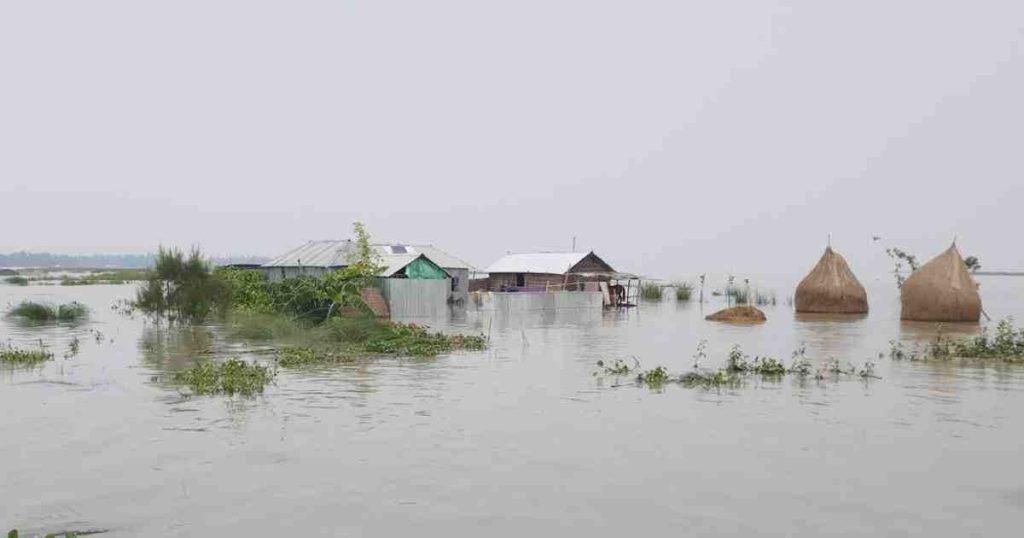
[{"left": 2, "top": 277, "right": 1023, "bottom": 536}]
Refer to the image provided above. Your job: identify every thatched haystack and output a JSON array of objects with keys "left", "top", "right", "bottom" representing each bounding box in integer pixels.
[
  {"left": 794, "top": 247, "right": 868, "bottom": 314},
  {"left": 705, "top": 306, "right": 767, "bottom": 323},
  {"left": 900, "top": 245, "right": 981, "bottom": 322}
]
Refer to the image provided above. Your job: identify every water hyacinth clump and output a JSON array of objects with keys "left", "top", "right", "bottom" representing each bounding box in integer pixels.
[
  {"left": 174, "top": 358, "right": 276, "bottom": 396},
  {"left": 6, "top": 301, "right": 89, "bottom": 322},
  {"left": 276, "top": 346, "right": 356, "bottom": 367}
]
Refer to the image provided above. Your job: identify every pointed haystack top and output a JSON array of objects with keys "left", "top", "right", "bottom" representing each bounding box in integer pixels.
[
  {"left": 900, "top": 244, "right": 981, "bottom": 322},
  {"left": 794, "top": 246, "right": 869, "bottom": 314}
]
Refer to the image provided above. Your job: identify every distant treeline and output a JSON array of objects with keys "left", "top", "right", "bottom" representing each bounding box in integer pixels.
[{"left": 0, "top": 251, "right": 268, "bottom": 269}]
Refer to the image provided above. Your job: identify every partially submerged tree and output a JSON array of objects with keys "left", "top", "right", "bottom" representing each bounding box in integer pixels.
[
  {"left": 135, "top": 247, "right": 229, "bottom": 323},
  {"left": 885, "top": 247, "right": 919, "bottom": 289},
  {"left": 964, "top": 255, "right": 981, "bottom": 273}
]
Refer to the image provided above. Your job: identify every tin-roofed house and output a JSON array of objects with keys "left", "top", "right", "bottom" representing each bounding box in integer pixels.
[
  {"left": 373, "top": 244, "right": 474, "bottom": 306},
  {"left": 261, "top": 240, "right": 454, "bottom": 318},
  {"left": 481, "top": 251, "right": 640, "bottom": 308}
]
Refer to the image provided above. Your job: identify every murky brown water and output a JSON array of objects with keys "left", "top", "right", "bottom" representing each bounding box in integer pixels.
[{"left": 2, "top": 276, "right": 1024, "bottom": 536}]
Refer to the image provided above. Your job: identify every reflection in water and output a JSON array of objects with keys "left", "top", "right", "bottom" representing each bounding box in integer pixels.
[
  {"left": 793, "top": 312, "right": 870, "bottom": 362},
  {"left": 899, "top": 320, "right": 983, "bottom": 342}
]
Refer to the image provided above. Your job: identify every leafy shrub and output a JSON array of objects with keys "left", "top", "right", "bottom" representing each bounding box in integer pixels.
[{"left": 4, "top": 276, "right": 28, "bottom": 286}]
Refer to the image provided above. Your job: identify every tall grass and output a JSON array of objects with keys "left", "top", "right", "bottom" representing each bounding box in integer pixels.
[
  {"left": 726, "top": 286, "right": 749, "bottom": 305},
  {"left": 640, "top": 283, "right": 663, "bottom": 301},
  {"left": 6, "top": 301, "right": 89, "bottom": 322},
  {"left": 753, "top": 290, "right": 777, "bottom": 306},
  {"left": 672, "top": 281, "right": 694, "bottom": 301}
]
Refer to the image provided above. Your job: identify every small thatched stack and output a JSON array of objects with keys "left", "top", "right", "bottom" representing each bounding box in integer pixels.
[
  {"left": 705, "top": 306, "right": 767, "bottom": 323},
  {"left": 794, "top": 246, "right": 868, "bottom": 314},
  {"left": 900, "top": 244, "right": 981, "bottom": 322}
]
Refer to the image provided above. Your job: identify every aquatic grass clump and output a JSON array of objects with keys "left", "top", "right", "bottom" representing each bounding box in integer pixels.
[
  {"left": 0, "top": 343, "right": 54, "bottom": 365},
  {"left": 636, "top": 366, "right": 670, "bottom": 387},
  {"left": 595, "top": 342, "right": 880, "bottom": 391},
  {"left": 231, "top": 313, "right": 488, "bottom": 359},
  {"left": 276, "top": 346, "right": 357, "bottom": 367},
  {"left": 640, "top": 283, "right": 663, "bottom": 301},
  {"left": 229, "top": 312, "right": 308, "bottom": 341},
  {"left": 174, "top": 358, "right": 275, "bottom": 396},
  {"left": 727, "top": 286, "right": 749, "bottom": 305},
  {"left": 362, "top": 322, "right": 487, "bottom": 356},
  {"left": 673, "top": 282, "right": 693, "bottom": 301},
  {"left": 6, "top": 301, "right": 89, "bottom": 322},
  {"left": 753, "top": 290, "right": 777, "bottom": 306},
  {"left": 890, "top": 318, "right": 1024, "bottom": 362},
  {"left": 4, "top": 276, "right": 28, "bottom": 286}
]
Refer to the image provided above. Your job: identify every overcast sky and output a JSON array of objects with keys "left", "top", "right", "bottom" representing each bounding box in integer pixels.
[{"left": 1, "top": 1, "right": 1022, "bottom": 279}]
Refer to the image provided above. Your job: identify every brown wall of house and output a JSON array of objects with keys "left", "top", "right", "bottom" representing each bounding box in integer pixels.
[{"left": 489, "top": 272, "right": 591, "bottom": 291}]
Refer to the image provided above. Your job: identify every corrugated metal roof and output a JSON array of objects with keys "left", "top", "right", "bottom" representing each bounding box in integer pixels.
[
  {"left": 484, "top": 252, "right": 592, "bottom": 274},
  {"left": 373, "top": 244, "right": 474, "bottom": 270},
  {"left": 264, "top": 241, "right": 454, "bottom": 278},
  {"left": 378, "top": 253, "right": 423, "bottom": 277},
  {"left": 263, "top": 240, "right": 355, "bottom": 268}
]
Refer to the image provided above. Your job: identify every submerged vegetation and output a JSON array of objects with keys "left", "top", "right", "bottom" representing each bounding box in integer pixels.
[
  {"left": 640, "top": 283, "right": 663, "bottom": 301},
  {"left": 135, "top": 247, "right": 230, "bottom": 323},
  {"left": 673, "top": 282, "right": 693, "bottom": 301},
  {"left": 885, "top": 247, "right": 919, "bottom": 288},
  {"left": 595, "top": 341, "right": 880, "bottom": 390},
  {"left": 6, "top": 301, "right": 89, "bottom": 322},
  {"left": 236, "top": 313, "right": 487, "bottom": 365},
  {"left": 174, "top": 358, "right": 276, "bottom": 396},
  {"left": 60, "top": 268, "right": 149, "bottom": 286},
  {"left": 0, "top": 342, "right": 54, "bottom": 365},
  {"left": 889, "top": 318, "right": 1024, "bottom": 362}
]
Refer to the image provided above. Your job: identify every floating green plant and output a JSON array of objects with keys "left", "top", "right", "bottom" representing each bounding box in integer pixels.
[{"left": 174, "top": 358, "right": 276, "bottom": 396}]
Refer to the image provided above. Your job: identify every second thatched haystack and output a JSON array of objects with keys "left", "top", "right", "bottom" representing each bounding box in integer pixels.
[
  {"left": 794, "top": 246, "right": 868, "bottom": 314},
  {"left": 900, "top": 244, "right": 981, "bottom": 322}
]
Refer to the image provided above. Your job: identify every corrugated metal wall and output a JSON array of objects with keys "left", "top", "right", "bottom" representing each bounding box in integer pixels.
[
  {"left": 378, "top": 278, "right": 451, "bottom": 319},
  {"left": 469, "top": 291, "right": 604, "bottom": 311},
  {"left": 448, "top": 268, "right": 469, "bottom": 306}
]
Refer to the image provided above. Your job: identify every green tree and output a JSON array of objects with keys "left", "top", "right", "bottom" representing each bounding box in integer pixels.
[{"left": 135, "top": 247, "right": 229, "bottom": 323}]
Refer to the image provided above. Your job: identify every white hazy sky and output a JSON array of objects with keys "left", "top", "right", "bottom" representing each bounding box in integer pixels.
[{"left": 1, "top": 1, "right": 1022, "bottom": 279}]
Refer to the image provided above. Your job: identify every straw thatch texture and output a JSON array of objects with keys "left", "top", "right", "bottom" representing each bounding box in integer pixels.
[
  {"left": 794, "top": 247, "right": 868, "bottom": 314},
  {"left": 705, "top": 306, "right": 767, "bottom": 323},
  {"left": 900, "top": 245, "right": 981, "bottom": 322}
]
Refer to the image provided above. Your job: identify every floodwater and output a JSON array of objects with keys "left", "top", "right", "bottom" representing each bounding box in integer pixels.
[{"left": 2, "top": 275, "right": 1024, "bottom": 536}]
